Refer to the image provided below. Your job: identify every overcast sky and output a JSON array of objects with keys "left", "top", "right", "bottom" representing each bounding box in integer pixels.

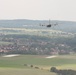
[{"left": 0, "top": 0, "right": 76, "bottom": 21}]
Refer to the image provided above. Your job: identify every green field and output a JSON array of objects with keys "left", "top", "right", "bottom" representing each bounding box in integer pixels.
[
  {"left": 0, "top": 41, "right": 13, "bottom": 45},
  {"left": 0, "top": 28, "right": 74, "bottom": 38},
  {"left": 0, "top": 68, "right": 56, "bottom": 75},
  {"left": 0, "top": 54, "right": 76, "bottom": 75}
]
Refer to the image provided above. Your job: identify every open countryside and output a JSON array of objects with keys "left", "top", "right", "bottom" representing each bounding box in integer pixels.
[
  {"left": 0, "top": 54, "right": 76, "bottom": 75},
  {"left": 0, "top": 20, "right": 76, "bottom": 75}
]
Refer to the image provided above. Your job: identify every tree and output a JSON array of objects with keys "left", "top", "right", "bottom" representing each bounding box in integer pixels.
[{"left": 50, "top": 67, "right": 57, "bottom": 73}]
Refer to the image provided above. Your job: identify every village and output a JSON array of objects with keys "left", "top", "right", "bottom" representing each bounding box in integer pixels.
[{"left": 0, "top": 36, "right": 72, "bottom": 55}]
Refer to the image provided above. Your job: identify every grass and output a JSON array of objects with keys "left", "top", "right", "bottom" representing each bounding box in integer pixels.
[
  {"left": 0, "top": 54, "right": 76, "bottom": 75},
  {"left": 0, "top": 28, "right": 74, "bottom": 38},
  {"left": 0, "top": 41, "right": 13, "bottom": 45},
  {"left": 0, "top": 55, "right": 58, "bottom": 75},
  {"left": 0, "top": 68, "right": 56, "bottom": 75},
  {"left": 0, "top": 55, "right": 76, "bottom": 69}
]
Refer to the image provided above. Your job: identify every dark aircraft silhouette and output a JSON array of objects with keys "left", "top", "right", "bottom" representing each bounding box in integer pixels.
[
  {"left": 23, "top": 20, "right": 58, "bottom": 28},
  {"left": 40, "top": 20, "right": 58, "bottom": 28}
]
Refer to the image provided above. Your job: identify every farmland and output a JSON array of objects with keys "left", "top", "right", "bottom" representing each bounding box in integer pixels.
[
  {"left": 0, "top": 54, "right": 76, "bottom": 75},
  {"left": 0, "top": 68, "right": 56, "bottom": 75},
  {"left": 0, "top": 27, "right": 74, "bottom": 38},
  {"left": 0, "top": 24, "right": 75, "bottom": 75}
]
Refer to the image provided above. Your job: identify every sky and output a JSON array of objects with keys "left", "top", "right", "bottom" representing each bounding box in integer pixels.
[{"left": 0, "top": 0, "right": 76, "bottom": 21}]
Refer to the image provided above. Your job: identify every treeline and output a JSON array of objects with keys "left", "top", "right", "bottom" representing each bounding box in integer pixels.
[{"left": 50, "top": 67, "right": 76, "bottom": 75}]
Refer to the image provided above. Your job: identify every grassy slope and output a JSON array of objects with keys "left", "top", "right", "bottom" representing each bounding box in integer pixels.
[
  {"left": 0, "top": 55, "right": 76, "bottom": 75},
  {"left": 0, "top": 68, "right": 56, "bottom": 75},
  {"left": 0, "top": 55, "right": 76, "bottom": 69}
]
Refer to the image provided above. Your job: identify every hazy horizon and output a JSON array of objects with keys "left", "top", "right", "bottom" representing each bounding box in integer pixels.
[{"left": 0, "top": 0, "right": 76, "bottom": 21}]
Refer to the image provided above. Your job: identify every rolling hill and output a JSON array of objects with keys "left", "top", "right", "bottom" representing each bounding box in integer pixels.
[{"left": 0, "top": 19, "right": 76, "bottom": 33}]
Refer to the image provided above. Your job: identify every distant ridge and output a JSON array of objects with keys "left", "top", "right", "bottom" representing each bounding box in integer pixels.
[{"left": 0, "top": 19, "right": 76, "bottom": 33}]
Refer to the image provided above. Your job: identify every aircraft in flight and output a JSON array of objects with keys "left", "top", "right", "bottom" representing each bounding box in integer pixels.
[{"left": 40, "top": 20, "right": 58, "bottom": 28}]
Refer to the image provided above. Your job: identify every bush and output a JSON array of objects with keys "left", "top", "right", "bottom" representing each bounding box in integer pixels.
[{"left": 50, "top": 67, "right": 57, "bottom": 72}]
